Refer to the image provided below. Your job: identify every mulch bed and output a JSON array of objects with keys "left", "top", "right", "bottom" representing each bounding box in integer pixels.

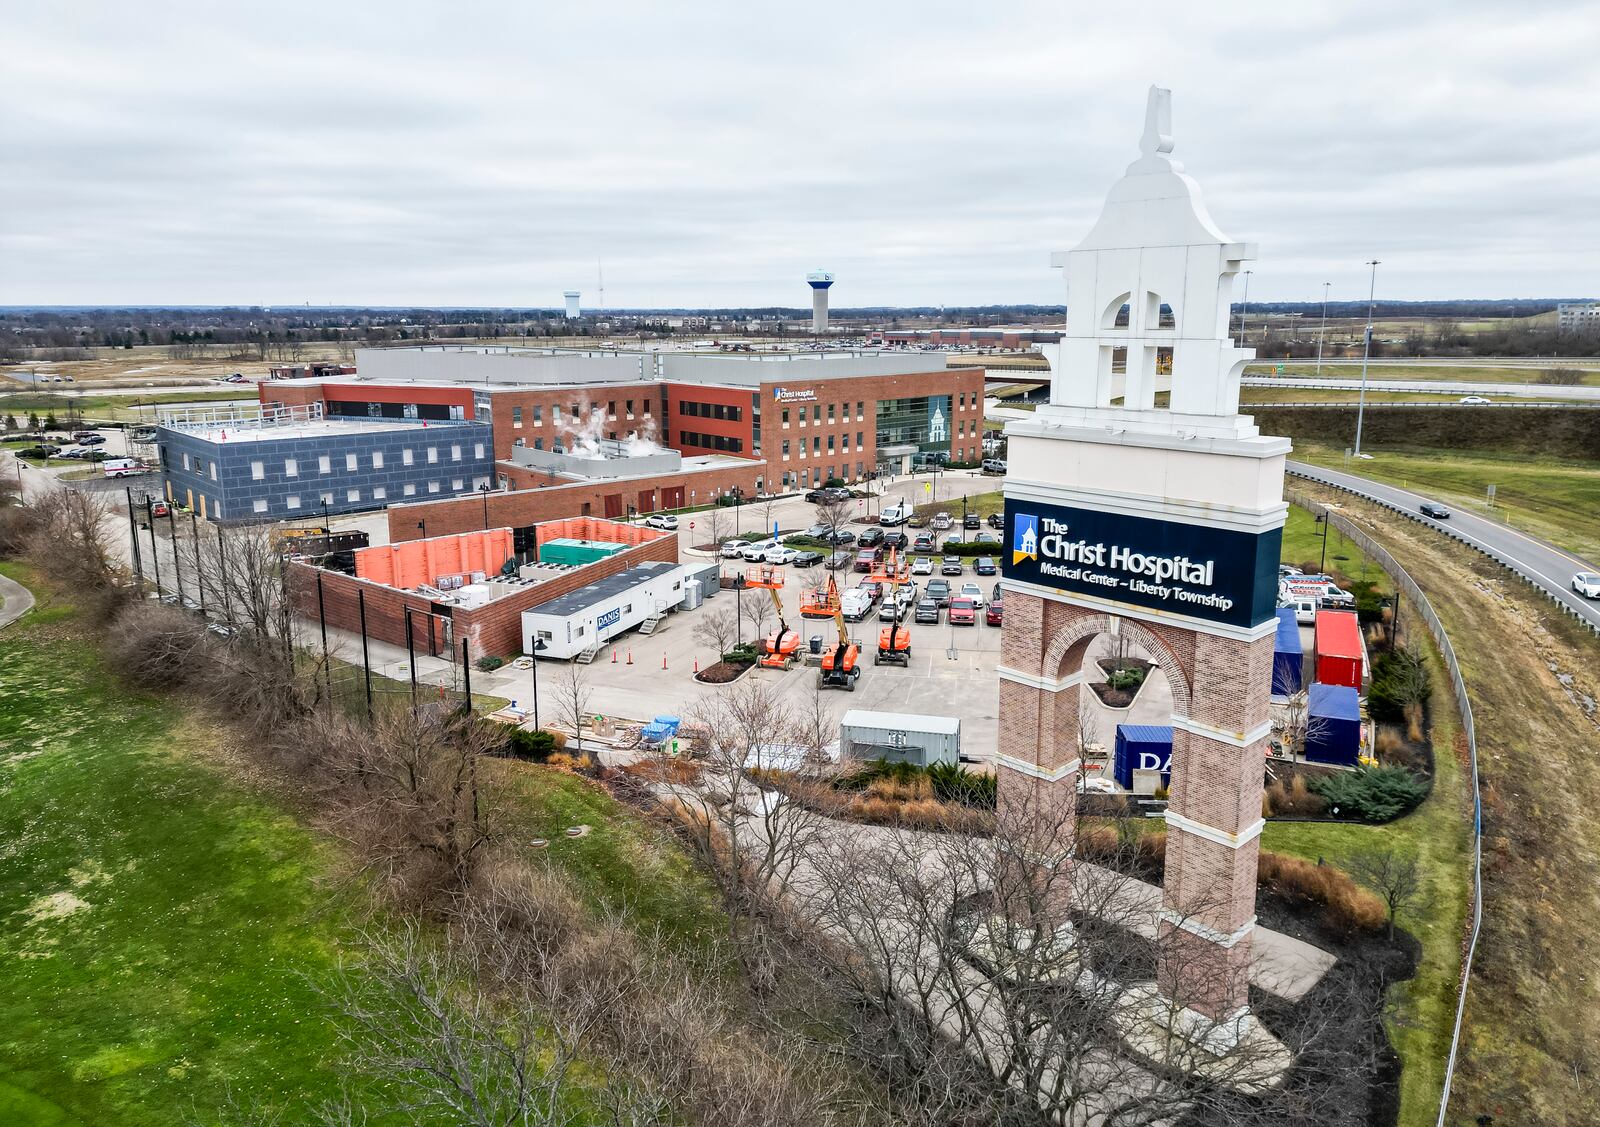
[{"left": 694, "top": 660, "right": 751, "bottom": 684}]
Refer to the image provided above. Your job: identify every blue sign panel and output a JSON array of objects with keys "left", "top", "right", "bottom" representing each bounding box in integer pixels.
[
  {"left": 1004, "top": 497, "right": 1280, "bottom": 629},
  {"left": 596, "top": 607, "right": 622, "bottom": 631}
]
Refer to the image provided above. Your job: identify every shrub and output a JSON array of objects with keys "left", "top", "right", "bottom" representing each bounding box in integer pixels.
[
  {"left": 475, "top": 655, "right": 505, "bottom": 672},
  {"left": 926, "top": 761, "right": 997, "bottom": 809},
  {"left": 1106, "top": 667, "right": 1145, "bottom": 692},
  {"left": 504, "top": 727, "right": 558, "bottom": 762},
  {"left": 722, "top": 644, "right": 759, "bottom": 665},
  {"left": 546, "top": 752, "right": 593, "bottom": 773},
  {"left": 1309, "top": 765, "right": 1428, "bottom": 822},
  {"left": 1264, "top": 774, "right": 1329, "bottom": 819}
]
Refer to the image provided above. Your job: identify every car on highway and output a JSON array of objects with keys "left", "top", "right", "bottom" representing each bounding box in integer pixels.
[
  {"left": 925, "top": 579, "right": 952, "bottom": 606},
  {"left": 914, "top": 598, "right": 941, "bottom": 624},
  {"left": 644, "top": 513, "right": 678, "bottom": 530},
  {"left": 958, "top": 582, "right": 985, "bottom": 608},
  {"left": 940, "top": 556, "right": 965, "bottom": 576},
  {"left": 1458, "top": 395, "right": 1491, "bottom": 405},
  {"left": 986, "top": 597, "right": 1004, "bottom": 626},
  {"left": 948, "top": 597, "right": 977, "bottom": 625},
  {"left": 857, "top": 527, "right": 885, "bottom": 548},
  {"left": 791, "top": 550, "right": 824, "bottom": 568},
  {"left": 1419, "top": 501, "right": 1451, "bottom": 520},
  {"left": 910, "top": 556, "right": 934, "bottom": 576},
  {"left": 720, "top": 539, "right": 751, "bottom": 558},
  {"left": 763, "top": 545, "right": 799, "bottom": 565},
  {"left": 1573, "top": 572, "right": 1600, "bottom": 599},
  {"left": 974, "top": 556, "right": 998, "bottom": 576}
]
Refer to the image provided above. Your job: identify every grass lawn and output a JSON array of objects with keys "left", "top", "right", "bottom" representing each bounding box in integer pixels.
[
  {"left": 0, "top": 566, "right": 396, "bottom": 1125},
  {"left": 1281, "top": 503, "right": 1395, "bottom": 596},
  {"left": 1, "top": 388, "right": 257, "bottom": 425},
  {"left": 1292, "top": 441, "right": 1600, "bottom": 563},
  {"left": 1240, "top": 388, "right": 1467, "bottom": 405}
]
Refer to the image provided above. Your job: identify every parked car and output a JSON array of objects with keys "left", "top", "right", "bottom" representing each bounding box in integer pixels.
[
  {"left": 806, "top": 487, "right": 850, "bottom": 503},
  {"left": 926, "top": 579, "right": 953, "bottom": 607},
  {"left": 72, "top": 430, "right": 99, "bottom": 442},
  {"left": 912, "top": 533, "right": 935, "bottom": 554},
  {"left": 931, "top": 513, "right": 953, "bottom": 531},
  {"left": 963, "top": 512, "right": 980, "bottom": 530},
  {"left": 17, "top": 445, "right": 57, "bottom": 459},
  {"left": 792, "top": 550, "right": 824, "bottom": 568},
  {"left": 1278, "top": 564, "right": 1303, "bottom": 577},
  {"left": 740, "top": 538, "right": 780, "bottom": 561},
  {"left": 910, "top": 556, "right": 934, "bottom": 576},
  {"left": 857, "top": 579, "right": 884, "bottom": 602},
  {"left": 826, "top": 528, "right": 857, "bottom": 547},
  {"left": 801, "top": 524, "right": 830, "bottom": 539},
  {"left": 1419, "top": 501, "right": 1451, "bottom": 520},
  {"left": 948, "top": 597, "right": 977, "bottom": 625},
  {"left": 878, "top": 599, "right": 904, "bottom": 622},
  {"left": 973, "top": 530, "right": 1001, "bottom": 546},
  {"left": 981, "top": 458, "right": 1007, "bottom": 474},
  {"left": 986, "top": 598, "right": 1004, "bottom": 626},
  {"left": 1573, "top": 572, "right": 1600, "bottom": 599},
  {"left": 991, "top": 581, "right": 1002, "bottom": 603},
  {"left": 764, "top": 546, "right": 799, "bottom": 565},
  {"left": 857, "top": 527, "right": 885, "bottom": 548},
  {"left": 826, "top": 550, "right": 852, "bottom": 570},
  {"left": 720, "top": 539, "right": 751, "bottom": 558},
  {"left": 986, "top": 512, "right": 1004, "bottom": 530},
  {"left": 644, "top": 513, "right": 678, "bottom": 530},
  {"left": 879, "top": 503, "right": 910, "bottom": 526},
  {"left": 958, "top": 582, "right": 985, "bottom": 608},
  {"left": 940, "top": 556, "right": 965, "bottom": 576},
  {"left": 974, "top": 556, "right": 998, "bottom": 576},
  {"left": 915, "top": 598, "right": 941, "bottom": 624},
  {"left": 855, "top": 548, "right": 880, "bottom": 572},
  {"left": 78, "top": 434, "right": 106, "bottom": 446},
  {"left": 882, "top": 531, "right": 908, "bottom": 551},
  {"left": 149, "top": 500, "right": 170, "bottom": 518},
  {"left": 840, "top": 588, "right": 874, "bottom": 621}
]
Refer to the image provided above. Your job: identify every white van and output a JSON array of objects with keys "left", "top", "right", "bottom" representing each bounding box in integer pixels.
[
  {"left": 1284, "top": 597, "right": 1319, "bottom": 626},
  {"left": 879, "top": 503, "right": 910, "bottom": 526},
  {"left": 840, "top": 588, "right": 875, "bottom": 622}
]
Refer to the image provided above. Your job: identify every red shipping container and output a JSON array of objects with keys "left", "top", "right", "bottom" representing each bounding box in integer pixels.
[{"left": 1313, "top": 609, "right": 1364, "bottom": 690}]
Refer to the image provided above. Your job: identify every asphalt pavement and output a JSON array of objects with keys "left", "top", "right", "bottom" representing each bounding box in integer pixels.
[{"left": 1288, "top": 460, "right": 1600, "bottom": 632}]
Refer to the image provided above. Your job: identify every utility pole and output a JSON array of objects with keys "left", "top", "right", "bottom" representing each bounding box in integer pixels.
[
  {"left": 1315, "top": 281, "right": 1331, "bottom": 376},
  {"left": 1353, "top": 260, "right": 1381, "bottom": 458}
]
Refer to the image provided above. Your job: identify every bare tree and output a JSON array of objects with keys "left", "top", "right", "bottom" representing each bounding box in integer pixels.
[
  {"left": 741, "top": 586, "right": 775, "bottom": 641},
  {"left": 1349, "top": 847, "right": 1422, "bottom": 941},
  {"left": 553, "top": 659, "right": 594, "bottom": 754},
  {"left": 758, "top": 493, "right": 780, "bottom": 541},
  {"left": 701, "top": 502, "right": 727, "bottom": 548},
  {"left": 693, "top": 602, "right": 739, "bottom": 658},
  {"left": 813, "top": 495, "right": 851, "bottom": 544},
  {"left": 22, "top": 488, "right": 128, "bottom": 614}
]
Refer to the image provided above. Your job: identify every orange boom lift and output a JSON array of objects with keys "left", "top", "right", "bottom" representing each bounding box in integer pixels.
[
  {"left": 876, "top": 553, "right": 911, "bottom": 666},
  {"left": 819, "top": 599, "right": 861, "bottom": 690},
  {"left": 748, "top": 566, "right": 801, "bottom": 670},
  {"left": 800, "top": 574, "right": 841, "bottom": 619}
]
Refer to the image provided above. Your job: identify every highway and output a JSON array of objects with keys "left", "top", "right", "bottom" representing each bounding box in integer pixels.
[
  {"left": 1243, "top": 377, "right": 1600, "bottom": 401},
  {"left": 1288, "top": 461, "right": 1600, "bottom": 632}
]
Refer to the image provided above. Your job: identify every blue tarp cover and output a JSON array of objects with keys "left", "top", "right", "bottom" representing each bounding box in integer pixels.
[
  {"left": 1304, "top": 683, "right": 1361, "bottom": 765},
  {"left": 1272, "top": 607, "right": 1304, "bottom": 696}
]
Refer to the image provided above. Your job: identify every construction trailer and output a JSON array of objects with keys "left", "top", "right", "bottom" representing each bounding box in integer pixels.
[
  {"left": 840, "top": 710, "right": 960, "bottom": 768},
  {"left": 520, "top": 561, "right": 689, "bottom": 659},
  {"left": 1303, "top": 683, "right": 1363, "bottom": 767},
  {"left": 1272, "top": 606, "right": 1304, "bottom": 697},
  {"left": 1113, "top": 724, "right": 1173, "bottom": 792}
]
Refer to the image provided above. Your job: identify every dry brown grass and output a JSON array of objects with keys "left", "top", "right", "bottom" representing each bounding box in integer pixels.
[
  {"left": 1258, "top": 852, "right": 1386, "bottom": 934},
  {"left": 1263, "top": 773, "right": 1330, "bottom": 819}
]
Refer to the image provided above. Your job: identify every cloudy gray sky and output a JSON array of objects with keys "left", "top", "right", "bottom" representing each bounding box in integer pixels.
[{"left": 3, "top": 0, "right": 1596, "bottom": 308}]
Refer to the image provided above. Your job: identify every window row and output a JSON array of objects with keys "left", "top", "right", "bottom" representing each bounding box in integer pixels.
[
  {"left": 677, "top": 400, "right": 742, "bottom": 422},
  {"left": 238, "top": 443, "right": 485, "bottom": 480},
  {"left": 246, "top": 477, "right": 490, "bottom": 514},
  {"left": 780, "top": 432, "right": 865, "bottom": 459},
  {"left": 675, "top": 431, "right": 744, "bottom": 453},
  {"left": 780, "top": 401, "right": 865, "bottom": 427},
  {"left": 510, "top": 399, "right": 650, "bottom": 427}
]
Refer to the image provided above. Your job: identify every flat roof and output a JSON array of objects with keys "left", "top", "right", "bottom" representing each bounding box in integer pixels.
[
  {"left": 525, "top": 561, "right": 680, "bottom": 619},
  {"left": 841, "top": 710, "right": 960, "bottom": 735},
  {"left": 161, "top": 417, "right": 479, "bottom": 444}
]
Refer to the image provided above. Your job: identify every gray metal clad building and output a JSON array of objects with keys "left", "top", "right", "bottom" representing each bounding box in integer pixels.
[{"left": 156, "top": 404, "right": 494, "bottom": 522}]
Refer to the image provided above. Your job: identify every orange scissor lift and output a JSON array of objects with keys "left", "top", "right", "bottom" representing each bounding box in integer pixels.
[{"left": 746, "top": 566, "right": 802, "bottom": 670}]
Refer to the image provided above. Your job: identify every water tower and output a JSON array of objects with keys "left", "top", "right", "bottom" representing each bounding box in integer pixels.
[
  {"left": 563, "top": 291, "right": 581, "bottom": 319},
  {"left": 806, "top": 270, "right": 834, "bottom": 334}
]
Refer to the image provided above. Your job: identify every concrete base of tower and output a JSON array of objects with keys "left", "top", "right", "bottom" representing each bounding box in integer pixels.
[{"left": 1112, "top": 987, "right": 1291, "bottom": 1095}]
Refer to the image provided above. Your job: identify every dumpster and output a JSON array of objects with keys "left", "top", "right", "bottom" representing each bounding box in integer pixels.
[
  {"left": 1304, "top": 683, "right": 1361, "bottom": 766},
  {"left": 1272, "top": 606, "right": 1304, "bottom": 696},
  {"left": 1113, "top": 724, "right": 1173, "bottom": 791},
  {"left": 1313, "top": 609, "right": 1364, "bottom": 690}
]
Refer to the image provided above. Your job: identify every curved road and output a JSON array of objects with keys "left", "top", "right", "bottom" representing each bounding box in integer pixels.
[{"left": 1288, "top": 461, "right": 1600, "bottom": 632}]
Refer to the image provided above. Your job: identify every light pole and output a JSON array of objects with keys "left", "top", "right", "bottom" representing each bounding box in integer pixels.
[
  {"left": 479, "top": 483, "right": 492, "bottom": 530},
  {"left": 731, "top": 487, "right": 744, "bottom": 536},
  {"left": 1237, "top": 269, "right": 1252, "bottom": 342},
  {"left": 530, "top": 638, "right": 547, "bottom": 728},
  {"left": 1353, "top": 260, "right": 1380, "bottom": 458},
  {"left": 1315, "top": 512, "right": 1330, "bottom": 575},
  {"left": 417, "top": 519, "right": 428, "bottom": 540},
  {"left": 1315, "top": 281, "right": 1331, "bottom": 376}
]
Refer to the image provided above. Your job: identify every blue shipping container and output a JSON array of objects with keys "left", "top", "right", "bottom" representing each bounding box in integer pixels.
[
  {"left": 1273, "top": 607, "right": 1304, "bottom": 696},
  {"left": 1113, "top": 724, "right": 1173, "bottom": 790},
  {"left": 1304, "top": 683, "right": 1361, "bottom": 766}
]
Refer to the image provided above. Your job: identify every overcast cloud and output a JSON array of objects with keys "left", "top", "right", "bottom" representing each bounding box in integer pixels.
[{"left": 2, "top": 0, "right": 1596, "bottom": 308}]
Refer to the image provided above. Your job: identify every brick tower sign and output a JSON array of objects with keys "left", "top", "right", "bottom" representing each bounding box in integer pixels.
[{"left": 998, "top": 87, "right": 1289, "bottom": 1036}]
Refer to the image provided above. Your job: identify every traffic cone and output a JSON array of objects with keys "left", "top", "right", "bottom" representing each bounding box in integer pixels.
[
  {"left": 662, "top": 653, "right": 668, "bottom": 670},
  {"left": 612, "top": 647, "right": 618, "bottom": 662},
  {"left": 626, "top": 650, "right": 633, "bottom": 665},
  {"left": 693, "top": 659, "right": 699, "bottom": 673}
]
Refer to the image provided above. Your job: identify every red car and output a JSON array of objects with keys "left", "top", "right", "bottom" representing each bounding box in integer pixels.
[
  {"left": 948, "top": 597, "right": 977, "bottom": 625},
  {"left": 986, "top": 598, "right": 1003, "bottom": 626}
]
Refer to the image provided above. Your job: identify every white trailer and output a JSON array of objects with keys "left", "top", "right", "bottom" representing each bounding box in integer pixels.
[
  {"left": 840, "top": 710, "right": 961, "bottom": 768},
  {"left": 521, "top": 560, "right": 688, "bottom": 659}
]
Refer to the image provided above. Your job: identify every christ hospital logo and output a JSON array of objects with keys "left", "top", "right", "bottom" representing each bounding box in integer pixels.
[{"left": 1012, "top": 513, "right": 1039, "bottom": 566}]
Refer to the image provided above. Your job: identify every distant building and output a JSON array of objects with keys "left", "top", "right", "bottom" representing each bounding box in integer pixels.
[
  {"left": 1557, "top": 302, "right": 1600, "bottom": 332},
  {"left": 564, "top": 291, "right": 581, "bottom": 319}
]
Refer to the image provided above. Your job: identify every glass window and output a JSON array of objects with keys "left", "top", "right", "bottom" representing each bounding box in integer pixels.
[
  {"left": 857, "top": 400, "right": 864, "bottom": 420},
  {"left": 182, "top": 452, "right": 190, "bottom": 471},
  {"left": 210, "top": 464, "right": 217, "bottom": 481},
  {"left": 346, "top": 453, "right": 358, "bottom": 471},
  {"left": 782, "top": 408, "right": 789, "bottom": 425},
  {"left": 427, "top": 446, "right": 438, "bottom": 463},
  {"left": 347, "top": 489, "right": 360, "bottom": 502},
  {"left": 449, "top": 405, "right": 465, "bottom": 421},
  {"left": 532, "top": 405, "right": 542, "bottom": 424},
  {"left": 284, "top": 458, "right": 297, "bottom": 477},
  {"left": 367, "top": 402, "right": 382, "bottom": 418},
  {"left": 451, "top": 445, "right": 462, "bottom": 461},
  {"left": 452, "top": 478, "right": 464, "bottom": 491},
  {"left": 512, "top": 406, "right": 522, "bottom": 424},
  {"left": 252, "top": 498, "right": 268, "bottom": 513},
  {"left": 286, "top": 495, "right": 300, "bottom": 510},
  {"left": 402, "top": 448, "right": 413, "bottom": 465},
  {"left": 474, "top": 443, "right": 485, "bottom": 459},
  {"left": 402, "top": 403, "right": 419, "bottom": 419},
  {"left": 373, "top": 486, "right": 386, "bottom": 500},
  {"left": 372, "top": 451, "right": 383, "bottom": 469},
  {"left": 626, "top": 399, "right": 634, "bottom": 416},
  {"left": 828, "top": 434, "right": 835, "bottom": 452},
  {"left": 251, "top": 460, "right": 264, "bottom": 480},
  {"left": 812, "top": 405, "right": 820, "bottom": 423},
  {"left": 319, "top": 455, "right": 331, "bottom": 474},
  {"left": 828, "top": 403, "right": 835, "bottom": 423},
  {"left": 403, "top": 483, "right": 415, "bottom": 496},
  {"left": 428, "top": 481, "right": 440, "bottom": 493},
  {"left": 782, "top": 440, "right": 790, "bottom": 456}
]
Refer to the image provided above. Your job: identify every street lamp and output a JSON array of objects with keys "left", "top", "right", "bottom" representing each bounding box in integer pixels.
[
  {"left": 1237, "top": 269, "right": 1252, "bottom": 342},
  {"left": 530, "top": 638, "right": 547, "bottom": 728},
  {"left": 1314, "top": 512, "right": 1330, "bottom": 575},
  {"left": 730, "top": 487, "right": 744, "bottom": 536},
  {"left": 479, "top": 482, "right": 493, "bottom": 530},
  {"left": 1353, "top": 260, "right": 1381, "bottom": 459},
  {"left": 417, "top": 519, "right": 427, "bottom": 540}
]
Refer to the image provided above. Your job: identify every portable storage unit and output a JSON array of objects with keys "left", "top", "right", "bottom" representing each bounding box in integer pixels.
[
  {"left": 1313, "top": 609, "right": 1365, "bottom": 691},
  {"left": 1272, "top": 607, "right": 1304, "bottom": 696},
  {"left": 539, "top": 537, "right": 627, "bottom": 568},
  {"left": 1304, "top": 683, "right": 1362, "bottom": 766},
  {"left": 840, "top": 710, "right": 960, "bottom": 768},
  {"left": 1113, "top": 725, "right": 1173, "bottom": 791},
  {"left": 684, "top": 562, "right": 720, "bottom": 599},
  {"left": 520, "top": 561, "right": 687, "bottom": 659}
]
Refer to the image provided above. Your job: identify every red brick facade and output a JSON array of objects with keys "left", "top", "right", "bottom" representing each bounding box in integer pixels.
[{"left": 290, "top": 533, "right": 679, "bottom": 661}]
